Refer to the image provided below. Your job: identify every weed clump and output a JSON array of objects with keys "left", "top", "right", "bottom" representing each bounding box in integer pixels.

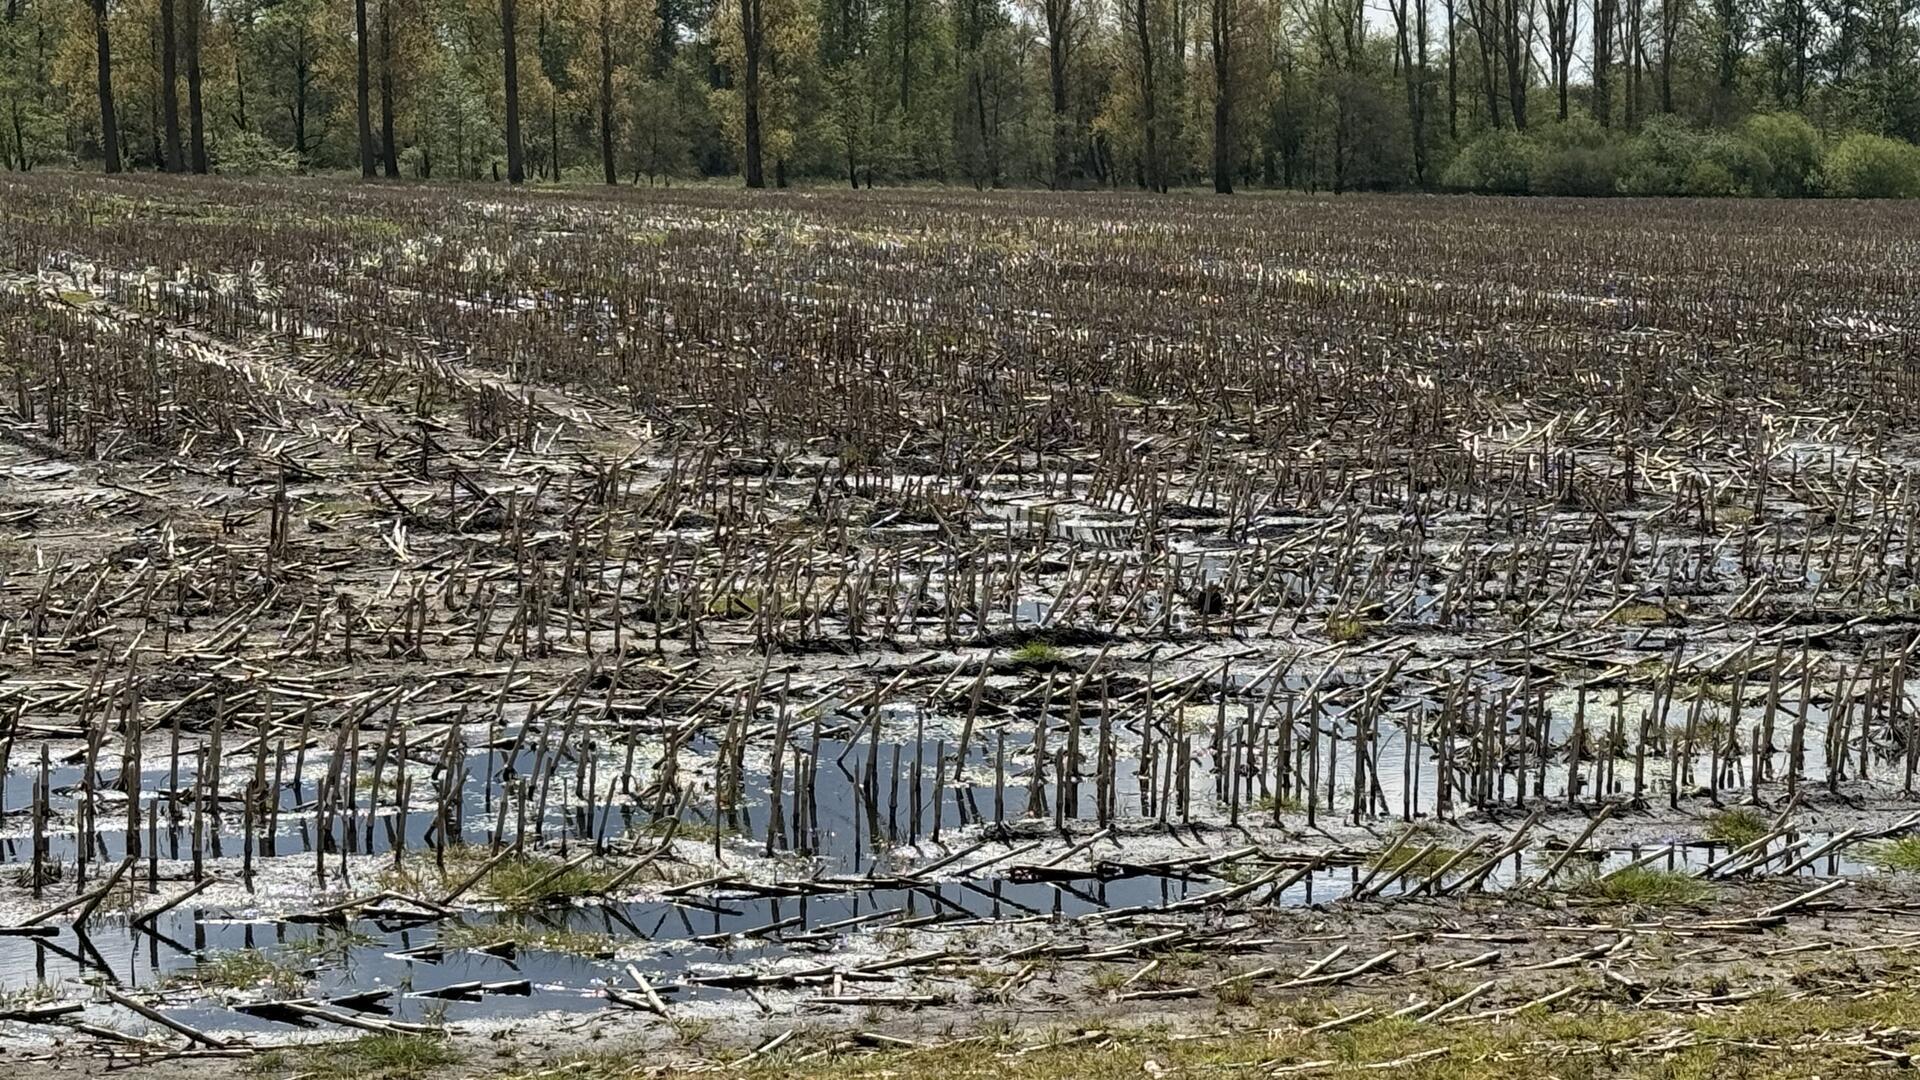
[
  {"left": 1864, "top": 836, "right": 1920, "bottom": 873},
  {"left": 1324, "top": 615, "right": 1372, "bottom": 643},
  {"left": 172, "top": 948, "right": 310, "bottom": 997},
  {"left": 1010, "top": 640, "right": 1064, "bottom": 666},
  {"left": 272, "top": 1034, "right": 461, "bottom": 1080},
  {"left": 1706, "top": 806, "right": 1769, "bottom": 846},
  {"left": 1575, "top": 867, "right": 1712, "bottom": 906},
  {"left": 440, "top": 920, "right": 617, "bottom": 957}
]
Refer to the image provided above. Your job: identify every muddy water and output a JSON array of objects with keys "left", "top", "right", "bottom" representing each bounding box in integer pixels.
[{"left": 0, "top": 698, "right": 1893, "bottom": 1040}]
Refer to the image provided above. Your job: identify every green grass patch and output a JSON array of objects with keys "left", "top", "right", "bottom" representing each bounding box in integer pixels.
[
  {"left": 260, "top": 1034, "right": 461, "bottom": 1080},
  {"left": 172, "top": 947, "right": 311, "bottom": 997},
  {"left": 1323, "top": 615, "right": 1373, "bottom": 643},
  {"left": 1705, "top": 806, "right": 1769, "bottom": 846},
  {"left": 1574, "top": 866, "right": 1713, "bottom": 906},
  {"left": 379, "top": 845, "right": 620, "bottom": 908},
  {"left": 440, "top": 920, "right": 617, "bottom": 957},
  {"left": 1367, "top": 839, "right": 1458, "bottom": 876},
  {"left": 1010, "top": 640, "right": 1065, "bottom": 666},
  {"left": 1864, "top": 835, "right": 1920, "bottom": 872}
]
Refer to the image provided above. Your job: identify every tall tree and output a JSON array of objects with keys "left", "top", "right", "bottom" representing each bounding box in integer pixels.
[
  {"left": 379, "top": 0, "right": 398, "bottom": 174},
  {"left": 1622, "top": 0, "right": 1641, "bottom": 124},
  {"left": 1501, "top": 0, "right": 1529, "bottom": 127},
  {"left": 184, "top": 0, "right": 205, "bottom": 170},
  {"left": 1128, "top": 0, "right": 1162, "bottom": 190},
  {"left": 1712, "top": 0, "right": 1745, "bottom": 95},
  {"left": 1443, "top": 0, "right": 1457, "bottom": 136},
  {"left": 92, "top": 0, "right": 120, "bottom": 171},
  {"left": 1543, "top": 0, "right": 1574, "bottom": 120},
  {"left": 741, "top": 0, "right": 764, "bottom": 186},
  {"left": 1209, "top": 0, "right": 1235, "bottom": 191},
  {"left": 160, "top": 0, "right": 183, "bottom": 170},
  {"left": 1593, "top": 0, "right": 1614, "bottom": 124},
  {"left": 1389, "top": 0, "right": 1429, "bottom": 183},
  {"left": 597, "top": 0, "right": 616, "bottom": 183},
  {"left": 1041, "top": 0, "right": 1073, "bottom": 187},
  {"left": 503, "top": 0, "right": 525, "bottom": 181},
  {"left": 356, "top": 0, "right": 376, "bottom": 175},
  {"left": 1658, "top": 0, "right": 1680, "bottom": 109}
]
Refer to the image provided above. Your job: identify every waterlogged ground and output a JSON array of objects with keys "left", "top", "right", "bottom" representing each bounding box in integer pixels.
[{"left": 4, "top": 179, "right": 1920, "bottom": 1076}]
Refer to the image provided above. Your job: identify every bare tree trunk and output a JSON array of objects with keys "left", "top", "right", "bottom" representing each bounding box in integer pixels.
[
  {"left": 93, "top": 0, "right": 120, "bottom": 173},
  {"left": 1624, "top": 0, "right": 1641, "bottom": 125},
  {"left": 599, "top": 0, "right": 616, "bottom": 184},
  {"left": 1659, "top": 0, "right": 1675, "bottom": 111},
  {"left": 1444, "top": 0, "right": 1456, "bottom": 138},
  {"left": 1502, "top": 0, "right": 1528, "bottom": 128},
  {"left": 1210, "top": 0, "right": 1233, "bottom": 192},
  {"left": 1468, "top": 0, "right": 1501, "bottom": 126},
  {"left": 502, "top": 0, "right": 524, "bottom": 183},
  {"left": 159, "top": 0, "right": 182, "bottom": 171},
  {"left": 1390, "top": 0, "right": 1427, "bottom": 185},
  {"left": 379, "top": 0, "right": 398, "bottom": 175},
  {"left": 1544, "top": 0, "right": 1573, "bottom": 120},
  {"left": 355, "top": 0, "right": 374, "bottom": 176},
  {"left": 898, "top": 0, "right": 912, "bottom": 111},
  {"left": 184, "top": 0, "right": 205, "bottom": 170},
  {"left": 1044, "top": 0, "right": 1071, "bottom": 188},
  {"left": 1132, "top": 0, "right": 1161, "bottom": 191},
  {"left": 742, "top": 0, "right": 764, "bottom": 187},
  {"left": 1593, "top": 0, "right": 1613, "bottom": 125}
]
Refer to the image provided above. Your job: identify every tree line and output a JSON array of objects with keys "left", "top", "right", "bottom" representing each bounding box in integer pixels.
[{"left": 3, "top": 0, "right": 1920, "bottom": 192}]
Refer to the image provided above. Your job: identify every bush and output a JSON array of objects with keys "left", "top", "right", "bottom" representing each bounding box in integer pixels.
[
  {"left": 1619, "top": 115, "right": 1711, "bottom": 195},
  {"left": 1822, "top": 133, "right": 1920, "bottom": 198},
  {"left": 1442, "top": 129, "right": 1533, "bottom": 194},
  {"left": 1742, "top": 112, "right": 1822, "bottom": 195},
  {"left": 1529, "top": 119, "right": 1625, "bottom": 196},
  {"left": 1701, "top": 132, "right": 1774, "bottom": 196},
  {"left": 216, "top": 130, "right": 301, "bottom": 176}
]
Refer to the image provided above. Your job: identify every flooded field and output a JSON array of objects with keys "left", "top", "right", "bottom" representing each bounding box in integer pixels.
[{"left": 6, "top": 178, "right": 1920, "bottom": 1077}]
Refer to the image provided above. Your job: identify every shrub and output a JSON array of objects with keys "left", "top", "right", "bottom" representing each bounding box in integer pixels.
[
  {"left": 1743, "top": 112, "right": 1822, "bottom": 195},
  {"left": 1620, "top": 116, "right": 1711, "bottom": 194},
  {"left": 216, "top": 130, "right": 301, "bottom": 176},
  {"left": 1529, "top": 119, "right": 1625, "bottom": 196},
  {"left": 1700, "top": 132, "right": 1774, "bottom": 195},
  {"left": 1442, "top": 129, "right": 1534, "bottom": 194},
  {"left": 1822, "top": 133, "right": 1920, "bottom": 198}
]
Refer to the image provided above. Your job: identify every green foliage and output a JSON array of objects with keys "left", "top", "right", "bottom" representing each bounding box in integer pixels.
[
  {"left": 1743, "top": 112, "right": 1823, "bottom": 195},
  {"left": 1575, "top": 867, "right": 1713, "bottom": 906},
  {"left": 627, "top": 77, "right": 696, "bottom": 183},
  {"left": 1864, "top": 835, "right": 1920, "bottom": 872},
  {"left": 175, "top": 947, "right": 310, "bottom": 996},
  {"left": 1822, "top": 133, "right": 1920, "bottom": 198},
  {"left": 1010, "top": 640, "right": 1064, "bottom": 666},
  {"left": 1442, "top": 129, "right": 1533, "bottom": 194},
  {"left": 218, "top": 131, "right": 303, "bottom": 176},
  {"left": 1697, "top": 132, "right": 1775, "bottom": 196},
  {"left": 1705, "top": 806, "right": 1769, "bottom": 846},
  {"left": 274, "top": 1034, "right": 461, "bottom": 1080},
  {"left": 1529, "top": 119, "right": 1625, "bottom": 196},
  {"left": 1324, "top": 614, "right": 1374, "bottom": 643},
  {"left": 440, "top": 921, "right": 618, "bottom": 957},
  {"left": 1619, "top": 115, "right": 1716, "bottom": 195},
  {"left": 6, "top": 0, "right": 1920, "bottom": 197}
]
